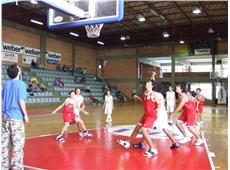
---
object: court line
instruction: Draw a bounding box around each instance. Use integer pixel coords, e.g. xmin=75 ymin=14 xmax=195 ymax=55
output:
xmin=24 ymin=165 xmax=46 ymax=170
xmin=26 ymin=127 xmax=105 ymax=140
xmin=202 ymin=133 xmax=215 ymax=170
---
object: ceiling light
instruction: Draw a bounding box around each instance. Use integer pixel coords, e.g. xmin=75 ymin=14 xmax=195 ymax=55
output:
xmin=192 ymin=7 xmax=201 ymax=14
xmin=179 ymin=40 xmax=184 ymax=44
xmin=30 ymin=0 xmax=38 ymax=4
xmin=70 ymin=32 xmax=79 ymax=37
xmin=137 ymin=14 xmax=145 ymax=22
xmin=217 ymin=37 xmax=222 ymax=41
xmin=208 ymin=27 xmax=215 ymax=33
xmin=97 ymin=41 xmax=104 ymax=45
xmin=120 ymin=36 xmax=126 ymax=41
xmin=30 ymin=19 xmax=43 ymax=25
xmin=54 ymin=16 xmax=63 ymax=23
xmin=150 ymin=9 xmax=159 ymax=16
xmin=162 ymin=31 xmax=170 ymax=38
xmin=160 ymin=15 xmax=165 ymax=20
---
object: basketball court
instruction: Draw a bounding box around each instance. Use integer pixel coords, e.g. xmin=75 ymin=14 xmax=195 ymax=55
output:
xmin=24 ymin=127 xmax=213 ymax=170
xmin=1 ymin=0 xmax=228 ymax=170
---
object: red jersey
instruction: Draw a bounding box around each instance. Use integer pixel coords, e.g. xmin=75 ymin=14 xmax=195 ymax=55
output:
xmin=63 ymin=103 xmax=75 ymax=123
xmin=182 ymin=98 xmax=196 ymax=114
xmin=195 ymin=95 xmax=204 ymax=106
xmin=195 ymin=95 xmax=204 ymax=114
xmin=143 ymin=92 xmax=157 ymax=117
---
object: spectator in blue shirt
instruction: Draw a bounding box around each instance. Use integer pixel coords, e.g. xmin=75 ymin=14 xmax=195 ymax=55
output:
xmin=2 ymin=64 xmax=29 ymax=170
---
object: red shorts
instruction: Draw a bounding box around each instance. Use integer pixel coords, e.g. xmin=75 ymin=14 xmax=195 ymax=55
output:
xmin=178 ymin=111 xmax=196 ymax=126
xmin=63 ymin=112 xmax=75 ymax=123
xmin=138 ymin=115 xmax=157 ymax=129
xmin=197 ymin=105 xmax=204 ymax=114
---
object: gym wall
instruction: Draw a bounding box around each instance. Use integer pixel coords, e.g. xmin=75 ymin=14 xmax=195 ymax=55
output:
xmin=46 ymin=37 xmax=72 ymax=69
xmin=75 ymin=46 xmax=97 ymax=75
xmin=2 ymin=24 xmax=97 ymax=72
xmin=97 ymin=48 xmax=137 ymax=96
xmin=2 ymin=25 xmax=40 ymax=67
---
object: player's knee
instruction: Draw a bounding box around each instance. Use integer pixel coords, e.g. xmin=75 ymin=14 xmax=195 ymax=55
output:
xmin=140 ymin=127 xmax=147 ymax=133
xmin=187 ymin=126 xmax=194 ymax=131
xmin=176 ymin=120 xmax=181 ymax=126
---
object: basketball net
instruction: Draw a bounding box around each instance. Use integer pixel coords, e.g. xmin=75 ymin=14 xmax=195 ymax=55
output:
xmin=85 ymin=24 xmax=103 ymax=38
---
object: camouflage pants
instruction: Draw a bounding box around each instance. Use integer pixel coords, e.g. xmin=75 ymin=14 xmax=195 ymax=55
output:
xmin=1 ymin=119 xmax=25 ymax=170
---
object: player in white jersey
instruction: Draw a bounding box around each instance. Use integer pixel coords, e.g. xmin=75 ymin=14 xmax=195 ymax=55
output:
xmin=74 ymin=88 xmax=93 ymax=137
xmin=103 ymin=90 xmax=114 ymax=122
xmin=166 ymin=86 xmax=176 ymax=125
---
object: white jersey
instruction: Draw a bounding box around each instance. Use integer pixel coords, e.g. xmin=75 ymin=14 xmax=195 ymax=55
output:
xmin=166 ymin=91 xmax=175 ymax=113
xmin=166 ymin=91 xmax=175 ymax=105
xmin=104 ymin=95 xmax=113 ymax=115
xmin=154 ymin=92 xmax=169 ymax=129
xmin=74 ymin=95 xmax=84 ymax=115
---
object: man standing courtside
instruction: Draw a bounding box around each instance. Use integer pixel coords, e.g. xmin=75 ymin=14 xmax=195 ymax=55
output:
xmin=1 ymin=64 xmax=29 ymax=170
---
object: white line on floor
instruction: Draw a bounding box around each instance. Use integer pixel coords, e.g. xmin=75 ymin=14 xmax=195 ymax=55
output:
xmin=202 ymin=133 xmax=215 ymax=170
xmin=24 ymin=165 xmax=46 ymax=170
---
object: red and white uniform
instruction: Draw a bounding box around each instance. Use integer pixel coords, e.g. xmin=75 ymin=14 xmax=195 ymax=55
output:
xmin=195 ymin=94 xmax=204 ymax=114
xmin=63 ymin=98 xmax=76 ymax=123
xmin=178 ymin=94 xmax=196 ymax=126
xmin=139 ymin=92 xmax=158 ymax=129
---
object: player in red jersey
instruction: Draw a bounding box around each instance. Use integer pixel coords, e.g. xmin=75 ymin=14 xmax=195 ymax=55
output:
xmin=172 ymin=85 xmax=203 ymax=146
xmin=117 ymin=81 xmax=160 ymax=157
xmin=195 ymin=88 xmax=205 ymax=124
xmin=132 ymin=91 xmax=180 ymax=149
xmin=51 ymin=90 xmax=90 ymax=143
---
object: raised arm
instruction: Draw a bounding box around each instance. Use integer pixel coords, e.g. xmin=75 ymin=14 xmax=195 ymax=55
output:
xmin=51 ymin=100 xmax=66 ymax=115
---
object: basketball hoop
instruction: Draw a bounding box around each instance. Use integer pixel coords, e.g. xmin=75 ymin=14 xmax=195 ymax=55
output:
xmin=85 ymin=24 xmax=103 ymax=38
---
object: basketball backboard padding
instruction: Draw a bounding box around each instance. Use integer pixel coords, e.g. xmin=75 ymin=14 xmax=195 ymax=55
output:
xmin=47 ymin=0 xmax=124 ymax=29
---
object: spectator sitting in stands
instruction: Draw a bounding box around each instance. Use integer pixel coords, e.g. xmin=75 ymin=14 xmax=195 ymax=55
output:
xmin=74 ymin=76 xmax=81 ymax=84
xmin=38 ymin=82 xmax=47 ymax=92
xmin=56 ymin=64 xmax=61 ymax=71
xmin=69 ymin=66 xmax=74 ymax=73
xmin=31 ymin=75 xmax=39 ymax=84
xmin=31 ymin=59 xmax=39 ymax=69
xmin=84 ymin=84 xmax=91 ymax=93
xmin=27 ymin=80 xmax=38 ymax=96
xmin=75 ymin=67 xmax=82 ymax=74
xmin=80 ymin=77 xmax=86 ymax=84
xmin=116 ymin=91 xmax=126 ymax=103
xmin=89 ymin=94 xmax=100 ymax=106
xmin=63 ymin=65 xmax=69 ymax=72
xmin=82 ymin=67 xmax=87 ymax=75
xmin=53 ymin=78 xmax=64 ymax=88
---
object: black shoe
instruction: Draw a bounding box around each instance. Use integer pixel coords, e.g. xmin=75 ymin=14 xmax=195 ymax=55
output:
xmin=56 ymin=134 xmax=63 ymax=140
xmin=132 ymin=143 xmax=145 ymax=149
xmin=168 ymin=123 xmax=173 ymax=126
xmin=170 ymin=143 xmax=180 ymax=149
xmin=144 ymin=148 xmax=158 ymax=157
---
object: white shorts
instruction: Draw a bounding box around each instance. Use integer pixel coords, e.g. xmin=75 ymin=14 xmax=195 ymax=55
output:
xmin=154 ymin=109 xmax=169 ymax=129
xmin=75 ymin=114 xmax=81 ymax=122
xmin=105 ymin=105 xmax=112 ymax=115
xmin=166 ymin=104 xmax=175 ymax=113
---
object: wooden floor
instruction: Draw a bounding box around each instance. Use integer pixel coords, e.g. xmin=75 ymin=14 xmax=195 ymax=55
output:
xmin=25 ymin=102 xmax=228 ymax=170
